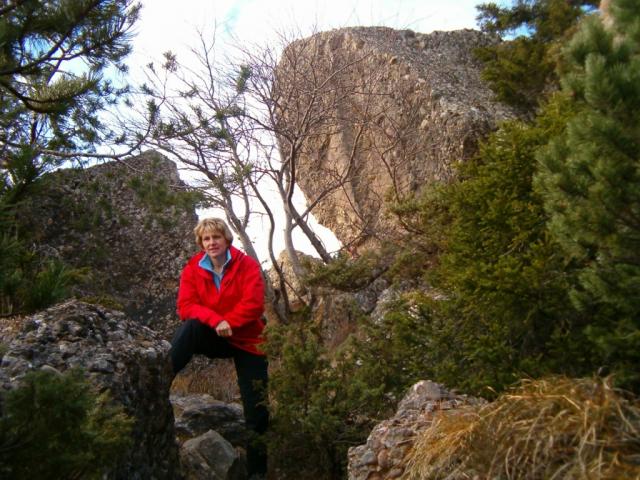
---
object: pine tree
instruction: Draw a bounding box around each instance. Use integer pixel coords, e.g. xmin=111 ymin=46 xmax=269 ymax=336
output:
xmin=0 ymin=369 xmax=132 ymax=479
xmin=0 ymin=1 xmax=140 ymax=315
xmin=535 ymin=0 xmax=640 ymax=389
xmin=412 ymin=99 xmax=589 ymax=394
xmin=475 ymin=0 xmax=598 ymax=115
xmin=0 ymin=0 xmax=140 ymax=204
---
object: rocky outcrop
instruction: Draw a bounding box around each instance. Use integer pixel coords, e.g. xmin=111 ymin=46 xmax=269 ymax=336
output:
xmin=347 ymin=380 xmax=484 ymax=480
xmin=277 ymin=27 xmax=516 ymax=249
xmin=180 ymin=430 xmax=245 ymax=480
xmin=18 ymin=151 xmax=198 ymax=338
xmin=0 ymin=300 xmax=180 ymax=479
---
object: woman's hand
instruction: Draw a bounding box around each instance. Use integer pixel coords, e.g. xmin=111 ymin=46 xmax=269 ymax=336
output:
xmin=215 ymin=320 xmax=233 ymax=337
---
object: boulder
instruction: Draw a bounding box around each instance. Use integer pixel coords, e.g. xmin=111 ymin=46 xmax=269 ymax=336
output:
xmin=17 ymin=151 xmax=198 ymax=339
xmin=180 ymin=430 xmax=245 ymax=480
xmin=0 ymin=300 xmax=180 ymax=479
xmin=277 ymin=27 xmax=516 ymax=249
xmin=172 ymin=393 xmax=249 ymax=447
xmin=347 ymin=380 xmax=484 ymax=480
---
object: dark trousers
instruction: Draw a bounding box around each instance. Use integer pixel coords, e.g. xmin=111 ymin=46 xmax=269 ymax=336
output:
xmin=171 ymin=319 xmax=269 ymax=476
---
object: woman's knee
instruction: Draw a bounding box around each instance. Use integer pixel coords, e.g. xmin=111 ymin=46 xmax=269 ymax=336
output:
xmin=176 ymin=318 xmax=208 ymax=336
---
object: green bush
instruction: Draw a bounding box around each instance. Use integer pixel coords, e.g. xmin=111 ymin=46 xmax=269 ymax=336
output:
xmin=21 ymin=260 xmax=87 ymax=312
xmin=265 ymin=309 xmax=397 ymax=479
xmin=535 ymin=0 xmax=640 ymax=390
xmin=303 ymin=250 xmax=382 ymax=292
xmin=265 ymin=293 xmax=455 ymax=478
xmin=475 ymin=0 xmax=597 ymax=115
xmin=387 ymin=183 xmax=453 ymax=282
xmin=0 ymin=369 xmax=133 ymax=480
xmin=385 ymin=98 xmax=599 ymax=396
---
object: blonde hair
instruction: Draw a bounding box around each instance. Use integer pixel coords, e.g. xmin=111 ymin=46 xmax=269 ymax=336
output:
xmin=193 ymin=217 xmax=234 ymax=249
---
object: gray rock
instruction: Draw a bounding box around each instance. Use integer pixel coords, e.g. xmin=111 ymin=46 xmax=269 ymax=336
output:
xmin=277 ymin=27 xmax=517 ymax=250
xmin=180 ymin=430 xmax=245 ymax=480
xmin=172 ymin=393 xmax=249 ymax=447
xmin=17 ymin=151 xmax=198 ymax=340
xmin=0 ymin=300 xmax=181 ymax=479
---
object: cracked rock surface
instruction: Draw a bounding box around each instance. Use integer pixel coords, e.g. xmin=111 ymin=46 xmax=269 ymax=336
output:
xmin=0 ymin=300 xmax=180 ymax=480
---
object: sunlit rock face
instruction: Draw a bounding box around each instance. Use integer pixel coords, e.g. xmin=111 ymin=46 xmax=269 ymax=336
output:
xmin=276 ymin=27 xmax=516 ymax=250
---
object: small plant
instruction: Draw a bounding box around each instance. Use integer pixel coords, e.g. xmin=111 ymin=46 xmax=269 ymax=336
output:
xmin=265 ymin=305 xmax=422 ymax=479
xmin=0 ymin=369 xmax=133 ymax=479
xmin=21 ymin=259 xmax=87 ymax=312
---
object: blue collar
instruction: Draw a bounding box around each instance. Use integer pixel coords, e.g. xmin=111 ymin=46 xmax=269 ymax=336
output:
xmin=199 ymin=248 xmax=232 ymax=272
xmin=199 ymin=249 xmax=232 ymax=290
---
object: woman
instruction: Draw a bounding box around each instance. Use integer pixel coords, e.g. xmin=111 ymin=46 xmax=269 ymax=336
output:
xmin=171 ymin=217 xmax=268 ymax=479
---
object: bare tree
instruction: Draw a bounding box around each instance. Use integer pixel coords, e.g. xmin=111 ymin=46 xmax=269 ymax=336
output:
xmin=138 ymin=34 xmax=293 ymax=318
xmin=237 ymin=29 xmax=402 ymax=272
xmin=140 ymin=28 xmax=399 ymax=318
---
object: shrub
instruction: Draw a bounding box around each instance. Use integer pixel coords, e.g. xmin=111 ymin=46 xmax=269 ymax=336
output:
xmin=394 ymin=99 xmax=594 ymax=396
xmin=265 ymin=310 xmax=395 ymax=479
xmin=535 ymin=0 xmax=640 ymax=391
xmin=303 ymin=250 xmax=382 ymax=292
xmin=21 ymin=259 xmax=87 ymax=312
xmin=0 ymin=369 xmax=133 ymax=480
xmin=475 ymin=0 xmax=597 ymax=115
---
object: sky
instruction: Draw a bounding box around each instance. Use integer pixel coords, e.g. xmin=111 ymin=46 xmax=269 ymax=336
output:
xmin=130 ymin=0 xmax=484 ymax=68
xmin=126 ymin=0 xmax=487 ymax=262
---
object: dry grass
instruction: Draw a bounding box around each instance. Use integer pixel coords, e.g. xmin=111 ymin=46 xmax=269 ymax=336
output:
xmin=170 ymin=357 xmax=241 ymax=403
xmin=404 ymin=376 xmax=640 ymax=480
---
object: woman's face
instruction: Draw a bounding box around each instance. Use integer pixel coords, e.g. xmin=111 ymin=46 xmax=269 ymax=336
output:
xmin=201 ymin=229 xmax=230 ymax=259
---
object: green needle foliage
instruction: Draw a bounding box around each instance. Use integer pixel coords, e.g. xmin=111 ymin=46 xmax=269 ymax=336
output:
xmin=0 ymin=1 xmax=140 ymax=315
xmin=381 ymin=1 xmax=640 ymax=396
xmin=475 ymin=0 xmax=598 ymax=115
xmin=386 ymin=97 xmax=594 ymax=396
xmin=535 ymin=0 xmax=640 ymax=390
xmin=0 ymin=369 xmax=133 ymax=480
xmin=0 ymin=0 xmax=140 ymax=193
xmin=266 ymin=307 xmax=406 ymax=479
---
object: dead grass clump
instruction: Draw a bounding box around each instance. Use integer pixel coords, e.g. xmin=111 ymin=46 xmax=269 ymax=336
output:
xmin=171 ymin=357 xmax=241 ymax=403
xmin=404 ymin=376 xmax=640 ymax=479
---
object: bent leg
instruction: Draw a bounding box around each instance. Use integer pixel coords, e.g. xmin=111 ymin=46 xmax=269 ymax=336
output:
xmin=170 ymin=319 xmax=232 ymax=374
xmin=234 ymin=351 xmax=269 ymax=476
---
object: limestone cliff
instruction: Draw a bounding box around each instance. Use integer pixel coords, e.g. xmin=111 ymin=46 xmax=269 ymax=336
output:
xmin=277 ymin=27 xmax=516 ymax=249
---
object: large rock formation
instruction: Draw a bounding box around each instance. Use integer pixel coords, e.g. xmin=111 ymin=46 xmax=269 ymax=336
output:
xmin=0 ymin=300 xmax=180 ymax=479
xmin=276 ymin=27 xmax=516 ymax=249
xmin=18 ymin=151 xmax=198 ymax=338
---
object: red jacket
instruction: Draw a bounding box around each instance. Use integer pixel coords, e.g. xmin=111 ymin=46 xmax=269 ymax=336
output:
xmin=177 ymin=246 xmax=266 ymax=355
